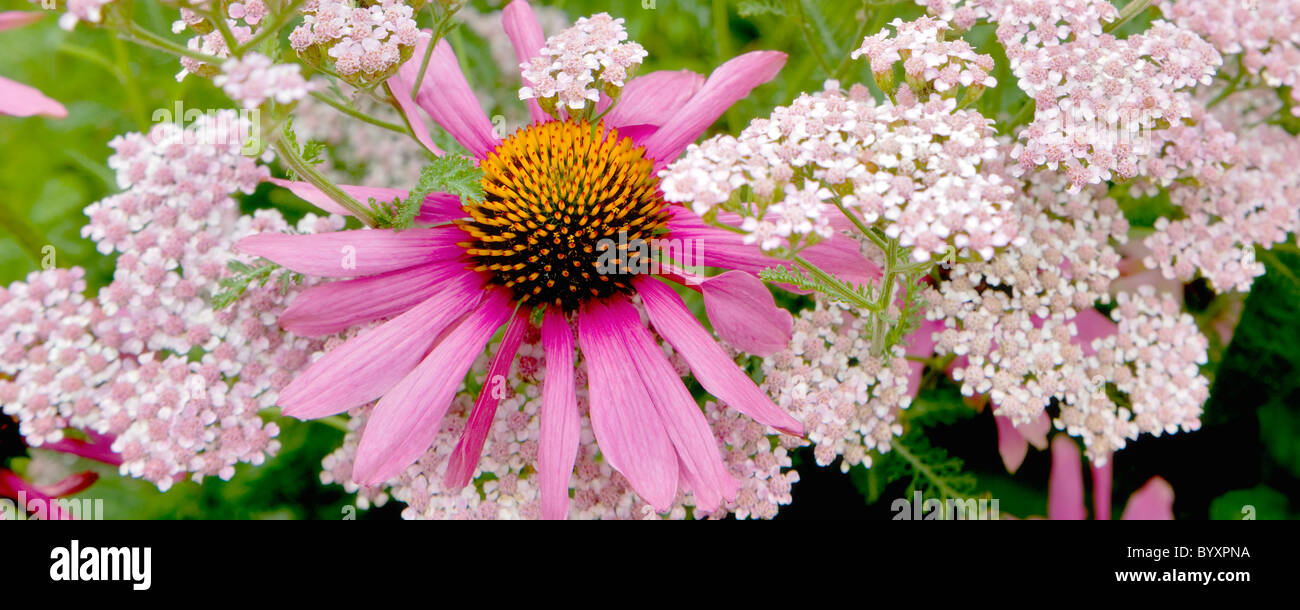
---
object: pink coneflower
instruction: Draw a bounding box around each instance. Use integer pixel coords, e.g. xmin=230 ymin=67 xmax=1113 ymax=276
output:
xmin=0 ymin=12 xmax=67 ymax=118
xmin=238 ymin=1 xmax=875 ymax=518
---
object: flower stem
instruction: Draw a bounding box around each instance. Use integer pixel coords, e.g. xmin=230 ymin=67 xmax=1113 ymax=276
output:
xmin=1103 ymin=0 xmax=1152 ymax=34
xmin=235 ymin=0 xmax=306 ymax=55
xmin=274 ymin=128 xmax=379 ymax=227
xmin=309 ymin=91 xmax=409 ymax=134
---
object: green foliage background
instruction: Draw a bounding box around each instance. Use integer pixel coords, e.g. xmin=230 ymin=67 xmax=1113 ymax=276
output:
xmin=0 ymin=0 xmax=1296 ymax=519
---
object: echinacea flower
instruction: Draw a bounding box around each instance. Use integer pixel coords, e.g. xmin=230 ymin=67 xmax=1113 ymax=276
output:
xmin=0 ymin=12 xmax=67 ymax=118
xmin=239 ymin=1 xmax=879 ymax=518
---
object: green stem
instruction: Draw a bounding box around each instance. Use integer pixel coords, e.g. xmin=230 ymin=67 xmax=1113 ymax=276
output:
xmin=309 ymin=91 xmax=409 ymax=134
xmin=793 ymin=254 xmax=878 ymax=310
xmin=1104 ymin=0 xmax=1151 ymax=34
xmin=274 ymin=131 xmax=379 ymax=227
xmin=789 ymin=0 xmax=834 ymax=76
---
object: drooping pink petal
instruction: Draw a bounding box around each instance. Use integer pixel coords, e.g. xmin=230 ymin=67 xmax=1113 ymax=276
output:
xmin=385 ymin=68 xmax=444 ymax=156
xmin=641 ymin=51 xmax=786 ymax=167
xmin=236 ymin=226 xmax=465 ymax=277
xmin=269 ymin=178 xmax=464 ymax=224
xmin=1092 ymin=455 xmax=1113 ymax=521
xmin=538 ymin=309 xmax=580 ymax=520
xmin=904 ymin=317 xmax=942 ymax=395
xmin=697 ymin=270 xmax=792 ymax=357
xmin=42 ymin=436 xmax=123 ymax=467
xmin=502 ymin=0 xmax=548 ymax=124
xmin=1073 ymin=307 xmax=1118 ymax=356
xmin=443 ymin=307 xmax=529 ymax=489
xmin=0 ymin=75 xmax=66 ymax=118
xmin=578 ymin=299 xmax=679 ymax=511
xmin=665 ymin=206 xmax=880 ymax=285
xmin=1121 ymin=477 xmax=1175 ymax=520
xmin=637 ymin=276 xmax=802 ymax=435
xmin=0 ymin=11 xmax=44 ymax=31
xmin=280 ymin=262 xmax=479 ymax=337
xmin=995 ymin=414 xmax=1029 ymax=475
xmin=1021 ymin=411 xmax=1050 ymax=450
xmin=616 ymin=298 xmax=737 ymax=513
xmin=1048 ymin=435 xmax=1087 ymax=520
xmin=277 ymin=274 xmax=485 ymax=419
xmin=397 ymin=37 xmax=499 ymax=158
xmin=605 ymin=69 xmax=706 ymax=131
xmin=353 ymin=290 xmax=514 ymax=485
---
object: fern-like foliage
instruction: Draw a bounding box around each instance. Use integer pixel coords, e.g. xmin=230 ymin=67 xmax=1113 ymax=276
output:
xmin=211 ymin=258 xmax=302 ymax=310
xmin=373 ymin=154 xmax=484 ymax=230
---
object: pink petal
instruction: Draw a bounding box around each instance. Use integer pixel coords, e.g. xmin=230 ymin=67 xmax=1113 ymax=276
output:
xmin=606 ymin=69 xmax=706 ymax=131
xmin=995 ymin=414 xmax=1029 ymax=475
xmin=280 ymin=262 xmax=478 ymax=337
xmin=1048 ymin=436 xmax=1087 ymax=520
xmin=538 ymin=309 xmax=580 ymax=520
xmin=637 ymin=276 xmax=802 ymax=435
xmin=386 ymin=66 xmax=444 ymax=156
xmin=269 ymin=178 xmax=464 ymax=224
xmin=578 ymin=299 xmax=679 ymax=511
xmin=1121 ymin=477 xmax=1175 ymax=520
xmin=0 ymin=11 xmax=44 ymax=31
xmin=443 ymin=307 xmax=529 ymax=489
xmin=502 ymin=0 xmax=548 ymax=124
xmin=353 ymin=290 xmax=514 ymax=485
xmin=617 ymin=298 xmax=737 ymax=513
xmin=1073 ymin=307 xmax=1118 ymax=356
xmin=236 ymin=226 xmax=465 ymax=277
xmin=904 ymin=318 xmax=942 ymax=395
xmin=41 ymin=436 xmax=123 ymax=467
xmin=397 ymin=37 xmax=499 ymax=158
xmin=698 ymin=270 xmax=792 ymax=357
xmin=277 ymin=274 xmax=485 ymax=419
xmin=1021 ymin=411 xmax=1050 ymax=450
xmin=641 ymin=51 xmax=786 ymax=167
xmin=0 ymin=75 xmax=66 ymax=118
xmin=1092 ymin=456 xmax=1113 ymax=521
xmin=666 ymin=206 xmax=879 ymax=284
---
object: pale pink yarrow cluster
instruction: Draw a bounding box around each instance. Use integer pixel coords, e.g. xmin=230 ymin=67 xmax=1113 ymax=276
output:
xmin=52 ymin=111 xmax=346 ymax=489
xmin=518 ymin=13 xmax=648 ymax=111
xmin=173 ymin=5 xmax=260 ymax=82
xmin=289 ymin=0 xmax=425 ymax=83
xmin=1142 ymin=92 xmax=1300 ymax=292
xmin=1055 ymin=286 xmax=1208 ymax=463
xmin=928 ymin=171 xmax=1128 ymax=426
xmin=851 ymin=16 xmax=997 ymax=95
xmin=216 ymin=53 xmax=316 ymax=109
xmin=320 ymin=318 xmax=800 ymax=520
xmin=762 ymin=299 xmax=920 ymax=471
xmin=0 ymin=268 xmax=118 ymax=446
xmin=1000 ymin=14 xmax=1221 ymax=189
xmin=661 ymin=81 xmax=1019 ymax=262
xmin=1161 ymin=0 xmax=1300 ymax=116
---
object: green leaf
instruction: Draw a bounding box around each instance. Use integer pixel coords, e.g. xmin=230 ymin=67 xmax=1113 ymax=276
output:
xmin=738 ymin=0 xmax=785 ymax=17
xmin=1210 ymin=486 xmax=1290 ymax=520
xmin=376 ymin=154 xmax=485 ymax=230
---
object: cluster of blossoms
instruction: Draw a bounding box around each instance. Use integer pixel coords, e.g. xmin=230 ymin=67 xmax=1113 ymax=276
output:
xmin=1140 ymin=92 xmax=1300 ymax=293
xmin=1161 ymin=0 xmax=1300 ymax=115
xmin=518 ymin=12 xmax=648 ymax=113
xmin=923 ymin=168 xmax=1208 ymax=463
xmin=4 ymin=112 xmax=347 ymax=490
xmin=171 ymin=1 xmax=264 ymax=81
xmin=215 ymin=52 xmax=316 ymax=109
xmin=851 ymin=16 xmax=997 ymax=98
xmin=661 ymin=79 xmax=1019 ymax=262
xmin=288 ymin=0 xmax=426 ymax=85
xmin=998 ymin=7 xmax=1220 ymax=189
xmin=762 ymin=299 xmax=932 ymax=470
xmin=319 ymin=317 xmax=801 ymax=519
